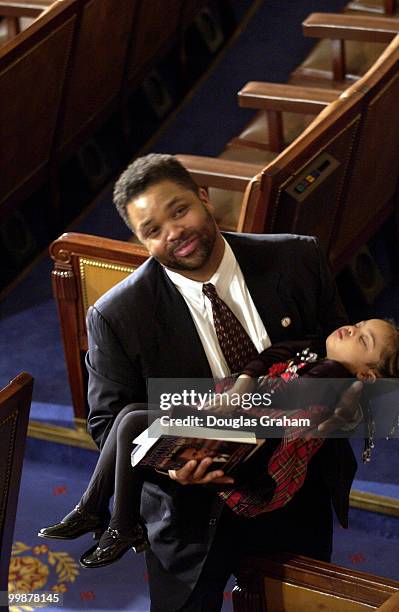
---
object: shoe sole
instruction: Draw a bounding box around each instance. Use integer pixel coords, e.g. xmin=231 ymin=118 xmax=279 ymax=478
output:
xmin=79 ymin=545 xmax=134 ymax=569
xmin=37 ymin=530 xmax=103 ymax=540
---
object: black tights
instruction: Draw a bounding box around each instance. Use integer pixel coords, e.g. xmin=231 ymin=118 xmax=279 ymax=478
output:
xmin=80 ymin=404 xmax=154 ymax=533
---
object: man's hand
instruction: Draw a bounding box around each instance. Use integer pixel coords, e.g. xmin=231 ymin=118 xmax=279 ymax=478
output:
xmin=317 ymin=380 xmax=364 ymax=434
xmin=202 ymin=375 xmax=256 ymax=414
xmin=168 ymin=458 xmax=234 ymax=485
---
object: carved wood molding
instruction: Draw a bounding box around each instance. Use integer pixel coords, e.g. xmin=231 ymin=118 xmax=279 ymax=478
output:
xmin=50 ymin=245 xmax=72 ymax=264
xmin=232 ymin=586 xmax=265 ymax=611
xmin=233 ymin=570 xmax=266 ymax=612
xmin=51 ymin=267 xmax=77 ymax=301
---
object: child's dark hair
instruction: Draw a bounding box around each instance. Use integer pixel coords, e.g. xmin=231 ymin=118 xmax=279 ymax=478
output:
xmin=374 ymin=319 xmax=399 ymax=377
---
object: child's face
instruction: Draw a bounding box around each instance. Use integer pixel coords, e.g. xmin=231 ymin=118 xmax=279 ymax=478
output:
xmin=326 ymin=319 xmax=392 ymax=378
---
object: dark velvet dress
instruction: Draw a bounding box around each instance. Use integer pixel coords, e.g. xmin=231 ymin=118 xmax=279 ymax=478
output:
xmin=217 ymin=341 xmax=352 ymax=518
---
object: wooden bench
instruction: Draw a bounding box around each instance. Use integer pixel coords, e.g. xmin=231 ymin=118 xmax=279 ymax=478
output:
xmin=0 ymin=0 xmax=53 ymax=43
xmin=233 ymin=553 xmax=399 ymax=611
xmin=50 ymin=233 xmax=148 ymax=428
xmin=0 ymin=0 xmax=212 ymax=228
xmin=229 ymin=14 xmax=399 ymax=153
xmin=54 ymin=0 xmax=139 ymax=160
xmin=327 ymin=32 xmax=399 ymax=270
xmin=346 ymin=0 xmax=399 ymax=18
xmin=53 ymin=0 xmax=213 ymax=162
xmin=182 ymin=19 xmax=399 ymax=271
xmin=125 ymin=0 xmax=209 ymax=91
xmin=291 ymin=13 xmax=399 ymax=88
xmin=0 ymin=373 xmax=33 ymax=601
xmin=0 ymin=0 xmax=78 ymax=222
xmin=178 ymin=77 xmax=364 ymax=262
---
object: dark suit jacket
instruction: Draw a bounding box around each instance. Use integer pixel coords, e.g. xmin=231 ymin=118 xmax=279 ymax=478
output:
xmin=86 ymin=233 xmax=356 ymax=609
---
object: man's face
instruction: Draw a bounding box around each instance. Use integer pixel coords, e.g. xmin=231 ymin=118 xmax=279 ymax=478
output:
xmin=127 ymin=180 xmax=221 ymax=276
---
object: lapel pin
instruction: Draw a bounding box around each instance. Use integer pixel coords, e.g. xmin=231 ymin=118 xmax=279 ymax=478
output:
xmin=281 ymin=316 xmax=291 ymax=328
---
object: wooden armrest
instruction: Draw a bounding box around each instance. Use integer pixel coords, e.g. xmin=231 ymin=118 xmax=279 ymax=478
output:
xmin=50 ymin=232 xmax=148 ymax=265
xmin=303 ymin=13 xmax=399 ymax=43
xmin=377 ymin=591 xmax=399 ymax=611
xmin=176 ymin=154 xmax=263 ymax=191
xmin=238 ymin=82 xmax=339 ymax=113
xmin=236 ymin=553 xmax=399 ymax=609
xmin=0 ymin=1 xmax=52 ymax=18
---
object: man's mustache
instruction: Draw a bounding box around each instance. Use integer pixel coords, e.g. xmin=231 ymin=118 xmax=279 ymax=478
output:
xmin=169 ymin=232 xmax=199 ymax=255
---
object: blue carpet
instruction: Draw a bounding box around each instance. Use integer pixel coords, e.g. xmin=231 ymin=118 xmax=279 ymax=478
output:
xmin=13 ymin=439 xmax=235 ymax=611
xmin=12 ymin=439 xmax=399 ymax=612
xmin=333 ymin=516 xmax=399 ymax=580
xmin=351 ymin=438 xmax=399 ymax=484
xmin=12 ymin=449 xmax=151 ymax=612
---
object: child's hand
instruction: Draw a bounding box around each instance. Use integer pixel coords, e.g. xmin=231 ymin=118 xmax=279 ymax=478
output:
xmin=316 ymin=380 xmax=364 ymax=435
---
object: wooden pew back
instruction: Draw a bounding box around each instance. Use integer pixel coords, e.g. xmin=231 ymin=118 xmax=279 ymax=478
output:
xmin=330 ymin=33 xmax=399 ymax=271
xmin=0 ymin=0 xmax=211 ymax=226
xmin=0 ymin=0 xmax=53 ymax=44
xmin=236 ymin=34 xmax=399 ymax=272
xmin=56 ymin=0 xmax=138 ymax=156
xmin=0 ymin=0 xmax=78 ymax=217
xmin=346 ymin=0 xmax=398 ymax=17
xmin=126 ymin=0 xmax=183 ymax=88
xmin=57 ymin=0 xmax=211 ymax=157
xmin=241 ymin=87 xmax=364 ymax=263
xmin=233 ymin=554 xmax=399 ymax=611
xmin=50 ymin=233 xmax=148 ymax=426
xmin=0 ymin=373 xmax=33 ymax=595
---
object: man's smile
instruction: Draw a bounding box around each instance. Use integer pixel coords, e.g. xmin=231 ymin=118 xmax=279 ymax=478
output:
xmin=173 ymin=236 xmax=200 ymax=257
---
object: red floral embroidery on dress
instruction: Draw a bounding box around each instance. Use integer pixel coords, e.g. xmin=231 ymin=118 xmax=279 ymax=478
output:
xmin=268 ymin=362 xmax=287 ymax=377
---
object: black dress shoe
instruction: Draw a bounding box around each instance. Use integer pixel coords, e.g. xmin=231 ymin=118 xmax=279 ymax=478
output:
xmin=80 ymin=524 xmax=149 ymax=568
xmin=38 ymin=506 xmax=109 ymax=541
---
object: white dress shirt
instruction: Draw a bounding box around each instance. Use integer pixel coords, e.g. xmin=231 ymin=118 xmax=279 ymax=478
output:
xmin=164 ymin=239 xmax=271 ymax=378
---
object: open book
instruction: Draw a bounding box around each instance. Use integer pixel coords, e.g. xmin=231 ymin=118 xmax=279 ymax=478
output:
xmin=131 ymin=418 xmax=264 ymax=476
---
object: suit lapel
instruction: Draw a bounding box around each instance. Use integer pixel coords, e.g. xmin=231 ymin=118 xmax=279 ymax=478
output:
xmin=151 ymin=269 xmax=212 ymax=379
xmin=226 ymin=234 xmax=304 ymax=342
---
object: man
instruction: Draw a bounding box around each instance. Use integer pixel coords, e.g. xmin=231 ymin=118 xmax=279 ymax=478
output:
xmin=86 ymin=154 xmax=358 ymax=611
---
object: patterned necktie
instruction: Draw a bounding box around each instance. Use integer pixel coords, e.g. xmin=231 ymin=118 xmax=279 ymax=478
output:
xmin=202 ymin=283 xmax=258 ymax=373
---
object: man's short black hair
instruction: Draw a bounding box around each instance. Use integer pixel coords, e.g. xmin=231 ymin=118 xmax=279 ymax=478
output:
xmin=113 ymin=154 xmax=199 ymax=230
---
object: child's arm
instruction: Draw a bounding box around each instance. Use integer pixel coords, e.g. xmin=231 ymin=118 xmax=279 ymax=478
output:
xmin=206 ymin=339 xmax=325 ymax=414
xmin=241 ymin=338 xmax=325 ymax=379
